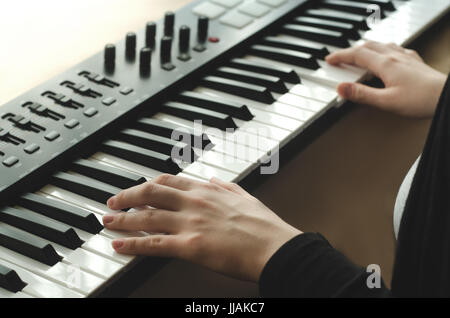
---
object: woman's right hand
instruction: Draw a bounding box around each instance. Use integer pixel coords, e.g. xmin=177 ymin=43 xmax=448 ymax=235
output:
xmin=326 ymin=41 xmax=447 ymax=118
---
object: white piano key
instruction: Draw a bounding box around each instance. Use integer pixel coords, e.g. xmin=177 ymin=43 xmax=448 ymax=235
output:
xmin=289 ymin=83 xmax=338 ymax=104
xmin=0 ymin=288 xmax=33 ymax=298
xmin=82 ymin=234 xmax=136 ymax=265
xmin=0 ymin=246 xmax=103 ymax=296
xmin=209 ymin=136 xmax=268 ymax=163
xmin=90 ymin=152 xmax=160 ymax=180
xmin=198 ymin=150 xmax=255 ymax=174
xmin=177 ymin=172 xmax=208 ymax=182
xmin=183 ymin=161 xmax=238 ymax=182
xmin=277 ymin=93 xmax=328 ymax=113
xmin=0 ymin=258 xmax=83 ymax=298
xmin=63 ymin=248 xmax=122 ymax=279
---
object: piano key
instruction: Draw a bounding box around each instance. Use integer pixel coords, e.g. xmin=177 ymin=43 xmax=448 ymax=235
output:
xmin=162 ymin=101 xmax=238 ymax=131
xmin=0 ymin=258 xmax=83 ymax=297
xmin=228 ymin=57 xmax=301 ymax=84
xmin=0 ymin=207 xmax=83 ymax=249
xmin=200 ymin=76 xmax=275 ymax=104
xmin=0 ymin=223 xmax=61 ymax=266
xmin=193 ymin=87 xmax=304 ymax=131
xmin=71 ymin=159 xmax=146 ymax=189
xmin=198 ymin=149 xmax=255 ymax=175
xmin=277 ymin=93 xmax=329 ymax=113
xmin=304 ymin=8 xmax=369 ymax=30
xmin=183 ymin=162 xmax=238 ymax=182
xmin=0 ymin=245 xmax=103 ymax=295
xmin=248 ymin=45 xmax=320 ymax=70
xmin=153 ymin=113 xmax=273 ymax=159
xmin=176 ymin=91 xmax=254 ymax=120
xmin=17 ymin=192 xmax=103 ymax=234
xmin=177 ymin=172 xmax=207 ymax=182
xmin=114 ymin=129 xmax=196 ymax=163
xmin=90 ymin=152 xmax=161 ymax=180
xmin=244 ymin=55 xmax=365 ymax=88
xmin=134 ymin=117 xmax=212 ymax=149
xmin=321 ymin=0 xmax=386 ymax=18
xmin=0 ymin=263 xmax=26 ymax=293
xmin=347 ymin=0 xmax=396 ymax=11
xmin=0 ymin=288 xmax=32 ymax=298
xmin=292 ymin=16 xmax=361 ymax=40
xmin=50 ymin=172 xmax=122 ymax=206
xmin=82 ymin=234 xmax=135 ymax=265
xmin=289 ymin=83 xmax=338 ymax=104
xmin=282 ymin=24 xmax=351 ymax=48
xmin=260 ymin=35 xmax=330 ymax=60
xmin=101 ymin=140 xmax=181 ymax=174
xmin=213 ymin=66 xmax=288 ymax=93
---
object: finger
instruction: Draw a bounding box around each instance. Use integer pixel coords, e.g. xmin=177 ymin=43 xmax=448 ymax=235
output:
xmin=210 ymin=177 xmax=253 ymax=199
xmin=103 ymin=209 xmax=183 ymax=233
xmin=152 ymin=173 xmax=203 ymax=191
xmin=107 ymin=181 xmax=187 ymax=211
xmin=337 ymin=82 xmax=390 ymax=107
xmin=112 ymin=235 xmax=182 ymax=257
xmin=325 ymin=46 xmax=385 ymax=77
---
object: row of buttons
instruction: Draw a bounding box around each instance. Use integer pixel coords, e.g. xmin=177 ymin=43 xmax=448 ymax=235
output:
xmin=193 ymin=0 xmax=287 ymax=28
xmin=2 ymin=142 xmax=40 ymax=167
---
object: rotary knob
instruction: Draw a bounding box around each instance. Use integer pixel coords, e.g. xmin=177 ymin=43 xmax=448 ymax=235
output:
xmin=104 ymin=44 xmax=116 ymax=71
xmin=140 ymin=47 xmax=152 ymax=76
xmin=125 ymin=32 xmax=137 ymax=59
xmin=145 ymin=22 xmax=156 ymax=48
xmin=178 ymin=25 xmax=191 ymax=61
xmin=160 ymin=36 xmax=175 ymax=71
xmin=194 ymin=16 xmax=209 ymax=52
xmin=164 ymin=11 xmax=175 ymax=37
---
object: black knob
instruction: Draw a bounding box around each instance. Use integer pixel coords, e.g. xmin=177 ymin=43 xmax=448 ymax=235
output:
xmin=194 ymin=16 xmax=209 ymax=52
xmin=178 ymin=25 xmax=191 ymax=61
xmin=145 ymin=22 xmax=156 ymax=48
xmin=125 ymin=32 xmax=136 ymax=59
xmin=164 ymin=11 xmax=175 ymax=37
xmin=140 ymin=47 xmax=152 ymax=76
xmin=104 ymin=44 xmax=116 ymax=70
xmin=160 ymin=36 xmax=175 ymax=71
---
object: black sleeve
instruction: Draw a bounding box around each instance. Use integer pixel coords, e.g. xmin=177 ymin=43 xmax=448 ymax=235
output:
xmin=259 ymin=233 xmax=391 ymax=297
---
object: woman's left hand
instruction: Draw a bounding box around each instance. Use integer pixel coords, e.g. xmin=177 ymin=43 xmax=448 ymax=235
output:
xmin=103 ymin=174 xmax=302 ymax=282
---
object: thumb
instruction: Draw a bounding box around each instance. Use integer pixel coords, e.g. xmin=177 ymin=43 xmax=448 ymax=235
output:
xmin=337 ymin=82 xmax=388 ymax=108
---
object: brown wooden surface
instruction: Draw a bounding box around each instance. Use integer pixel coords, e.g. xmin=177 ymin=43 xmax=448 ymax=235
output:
xmin=1 ymin=1 xmax=449 ymax=297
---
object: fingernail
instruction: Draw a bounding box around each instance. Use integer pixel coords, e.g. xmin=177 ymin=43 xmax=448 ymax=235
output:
xmin=107 ymin=196 xmax=116 ymax=208
xmin=103 ymin=214 xmax=114 ymax=224
xmin=112 ymin=239 xmax=124 ymax=250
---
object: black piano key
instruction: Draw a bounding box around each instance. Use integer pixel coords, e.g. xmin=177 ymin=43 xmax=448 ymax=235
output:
xmin=0 ymin=263 xmax=26 ymax=293
xmin=0 ymin=207 xmax=83 ymax=250
xmin=282 ymin=24 xmax=351 ymax=48
xmin=304 ymin=8 xmax=369 ymax=30
xmin=71 ymin=159 xmax=146 ymax=189
xmin=162 ymin=101 xmax=238 ymax=130
xmin=50 ymin=172 xmax=122 ymax=206
xmin=135 ymin=118 xmax=212 ymax=150
xmin=101 ymin=140 xmax=181 ymax=174
xmin=293 ymin=16 xmax=360 ymax=40
xmin=0 ymin=224 xmax=62 ymax=266
xmin=260 ymin=36 xmax=330 ymax=60
xmin=320 ymin=0 xmax=386 ymax=18
xmin=17 ymin=193 xmax=103 ymax=234
xmin=345 ymin=0 xmax=395 ymax=11
xmin=248 ymin=44 xmax=320 ymax=69
xmin=213 ymin=67 xmax=288 ymax=94
xmin=114 ymin=129 xmax=197 ymax=163
xmin=200 ymin=76 xmax=275 ymax=104
xmin=176 ymin=91 xmax=253 ymax=120
xmin=228 ymin=58 xmax=301 ymax=84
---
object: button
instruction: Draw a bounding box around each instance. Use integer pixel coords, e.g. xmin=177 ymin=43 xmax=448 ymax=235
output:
xmin=3 ymin=156 xmax=19 ymax=167
xmin=24 ymin=144 xmax=40 ymax=154
xmin=120 ymin=87 xmax=133 ymax=95
xmin=211 ymin=0 xmax=243 ymax=8
xmin=208 ymin=36 xmax=220 ymax=43
xmin=102 ymin=97 xmax=116 ymax=106
xmin=220 ymin=12 xmax=253 ymax=29
xmin=256 ymin=0 xmax=286 ymax=7
xmin=238 ymin=2 xmax=271 ymax=17
xmin=84 ymin=107 xmax=98 ymax=117
xmin=193 ymin=2 xmax=226 ymax=19
xmin=45 ymin=131 xmax=60 ymax=141
xmin=65 ymin=119 xmax=80 ymax=129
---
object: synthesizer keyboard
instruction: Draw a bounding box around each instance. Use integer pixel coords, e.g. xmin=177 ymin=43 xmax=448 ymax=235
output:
xmin=0 ymin=0 xmax=449 ymax=298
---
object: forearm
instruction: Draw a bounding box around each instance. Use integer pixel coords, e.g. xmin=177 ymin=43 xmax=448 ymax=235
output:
xmin=259 ymin=233 xmax=391 ymax=298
